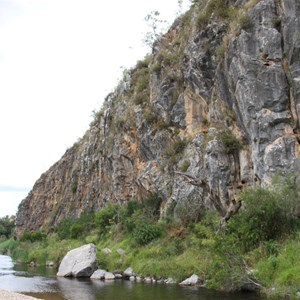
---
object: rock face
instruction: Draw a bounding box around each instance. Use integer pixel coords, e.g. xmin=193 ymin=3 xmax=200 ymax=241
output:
xmin=57 ymin=244 xmax=97 ymax=277
xmin=16 ymin=0 xmax=300 ymax=235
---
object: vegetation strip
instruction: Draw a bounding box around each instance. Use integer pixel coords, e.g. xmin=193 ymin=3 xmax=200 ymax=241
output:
xmin=1 ymin=176 xmax=300 ymax=298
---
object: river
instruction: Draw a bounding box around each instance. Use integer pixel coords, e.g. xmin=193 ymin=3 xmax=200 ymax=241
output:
xmin=0 ymin=254 xmax=268 ymax=300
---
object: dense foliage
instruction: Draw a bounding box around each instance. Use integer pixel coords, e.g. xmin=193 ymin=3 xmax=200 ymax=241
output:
xmin=0 ymin=215 xmax=15 ymax=240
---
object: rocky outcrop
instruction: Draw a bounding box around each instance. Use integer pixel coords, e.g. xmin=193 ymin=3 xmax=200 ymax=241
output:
xmin=16 ymin=0 xmax=300 ymax=235
xmin=57 ymin=244 xmax=97 ymax=277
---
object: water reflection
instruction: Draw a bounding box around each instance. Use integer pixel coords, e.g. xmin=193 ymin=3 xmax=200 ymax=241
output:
xmin=0 ymin=255 xmax=14 ymax=275
xmin=57 ymin=278 xmax=265 ymax=300
xmin=58 ymin=277 xmax=98 ymax=300
xmin=0 ymin=255 xmax=267 ymax=300
xmin=0 ymin=255 xmax=57 ymax=294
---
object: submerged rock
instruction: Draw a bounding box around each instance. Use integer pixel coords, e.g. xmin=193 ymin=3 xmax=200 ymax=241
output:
xmin=57 ymin=244 xmax=97 ymax=277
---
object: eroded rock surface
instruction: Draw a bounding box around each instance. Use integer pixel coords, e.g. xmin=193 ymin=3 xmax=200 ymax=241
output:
xmin=57 ymin=244 xmax=97 ymax=277
xmin=16 ymin=0 xmax=300 ymax=235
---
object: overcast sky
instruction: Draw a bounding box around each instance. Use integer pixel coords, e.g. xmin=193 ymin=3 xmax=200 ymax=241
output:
xmin=0 ymin=0 xmax=191 ymax=217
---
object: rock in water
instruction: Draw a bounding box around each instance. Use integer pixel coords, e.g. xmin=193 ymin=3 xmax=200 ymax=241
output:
xmin=123 ymin=267 xmax=134 ymax=278
xmin=57 ymin=243 xmax=97 ymax=277
xmin=104 ymin=272 xmax=115 ymax=280
xmin=179 ymin=274 xmax=199 ymax=286
xmin=90 ymin=269 xmax=107 ymax=280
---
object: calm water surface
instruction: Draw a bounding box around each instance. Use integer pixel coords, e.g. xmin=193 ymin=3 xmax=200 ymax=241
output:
xmin=0 ymin=254 xmax=268 ymax=300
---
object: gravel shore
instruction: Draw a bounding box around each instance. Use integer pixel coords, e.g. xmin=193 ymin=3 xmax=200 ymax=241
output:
xmin=0 ymin=289 xmax=40 ymax=300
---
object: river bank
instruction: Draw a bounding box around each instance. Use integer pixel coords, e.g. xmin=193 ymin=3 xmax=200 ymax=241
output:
xmin=2 ymin=182 xmax=300 ymax=299
xmin=0 ymin=254 xmax=266 ymax=300
xmin=0 ymin=289 xmax=39 ymax=300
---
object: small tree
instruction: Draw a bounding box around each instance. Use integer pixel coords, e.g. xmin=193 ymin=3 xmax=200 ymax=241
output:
xmin=227 ymin=181 xmax=300 ymax=251
xmin=143 ymin=11 xmax=168 ymax=48
xmin=175 ymin=196 xmax=203 ymax=226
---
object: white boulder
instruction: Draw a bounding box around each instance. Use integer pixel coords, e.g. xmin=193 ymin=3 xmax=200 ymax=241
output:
xmin=179 ymin=274 xmax=199 ymax=286
xmin=57 ymin=243 xmax=97 ymax=277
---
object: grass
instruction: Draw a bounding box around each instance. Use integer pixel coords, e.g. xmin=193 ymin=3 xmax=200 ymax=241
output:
xmin=1 ymin=178 xmax=300 ymax=297
xmin=195 ymin=0 xmax=239 ymax=29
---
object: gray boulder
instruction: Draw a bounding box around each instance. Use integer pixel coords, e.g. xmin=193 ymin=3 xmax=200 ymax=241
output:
xmin=104 ymin=272 xmax=115 ymax=280
xmin=144 ymin=277 xmax=152 ymax=283
xmin=165 ymin=278 xmax=176 ymax=284
xmin=90 ymin=269 xmax=106 ymax=280
xmin=116 ymin=248 xmax=125 ymax=255
xmin=123 ymin=267 xmax=134 ymax=277
xmin=57 ymin=243 xmax=97 ymax=277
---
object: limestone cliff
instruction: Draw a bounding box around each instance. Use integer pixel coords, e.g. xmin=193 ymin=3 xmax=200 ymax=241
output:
xmin=16 ymin=0 xmax=300 ymax=236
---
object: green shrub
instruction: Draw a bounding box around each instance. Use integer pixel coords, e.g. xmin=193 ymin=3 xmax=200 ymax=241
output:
xmin=173 ymin=138 xmax=187 ymax=154
xmin=56 ymin=218 xmax=73 ymax=240
xmin=220 ymin=132 xmax=243 ymax=154
xmin=164 ymin=53 xmax=178 ymax=66
xmin=134 ymin=90 xmax=148 ymax=105
xmin=216 ymin=45 xmax=226 ymax=62
xmin=157 ymin=119 xmax=170 ymax=130
xmin=20 ymin=231 xmax=46 ymax=243
xmin=136 ymin=55 xmax=152 ymax=69
xmin=175 ymin=197 xmax=203 ymax=226
xmin=166 ymin=138 xmax=188 ymax=158
xmin=151 ymin=63 xmax=162 ymax=73
xmin=135 ymin=72 xmax=149 ymax=93
xmin=141 ymin=193 xmax=162 ymax=218
xmin=239 ymin=14 xmax=252 ymax=30
xmin=71 ymin=182 xmax=77 ymax=194
xmin=165 ymin=236 xmax=185 ymax=256
xmin=95 ymin=205 xmax=121 ymax=233
xmin=273 ymin=17 xmax=281 ymax=30
xmin=196 ymin=11 xmax=210 ymax=29
xmin=0 ymin=238 xmax=19 ymax=255
xmin=227 ymin=185 xmax=300 ymax=251
xmin=133 ymin=222 xmax=162 ymax=245
xmin=70 ymin=223 xmax=84 ymax=239
xmin=196 ymin=0 xmax=236 ymax=29
xmin=179 ymin=160 xmax=190 ymax=172
xmin=125 ymin=200 xmax=141 ymax=218
xmin=144 ymin=111 xmax=158 ymax=124
xmin=207 ymin=0 xmax=230 ymax=19
xmin=165 ymin=138 xmax=189 ymax=169
xmin=0 ymin=216 xmax=15 ymax=239
xmin=255 ymin=239 xmax=300 ymax=290
xmin=56 ymin=211 xmax=96 ymax=240
xmin=131 ymin=64 xmax=149 ymax=92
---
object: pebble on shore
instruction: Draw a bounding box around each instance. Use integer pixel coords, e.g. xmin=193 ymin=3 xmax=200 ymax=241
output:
xmin=0 ymin=289 xmax=40 ymax=300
